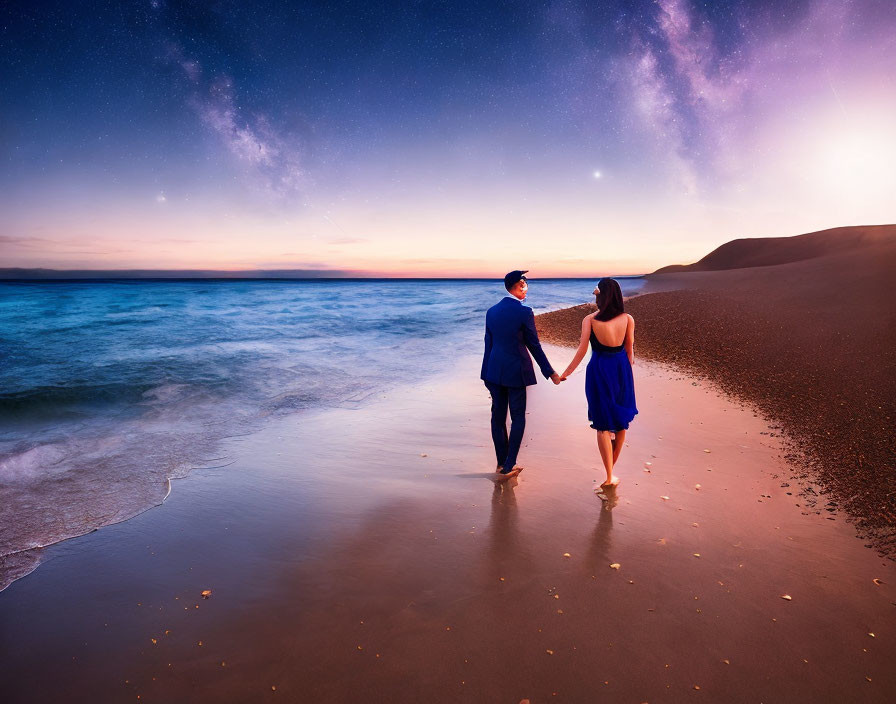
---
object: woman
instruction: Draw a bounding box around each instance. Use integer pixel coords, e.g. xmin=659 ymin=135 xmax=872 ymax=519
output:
xmin=560 ymin=278 xmax=638 ymax=488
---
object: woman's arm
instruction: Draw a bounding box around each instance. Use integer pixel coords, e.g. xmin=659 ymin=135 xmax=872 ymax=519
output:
xmin=561 ymin=316 xmax=592 ymax=379
xmin=625 ymin=314 xmax=635 ymax=365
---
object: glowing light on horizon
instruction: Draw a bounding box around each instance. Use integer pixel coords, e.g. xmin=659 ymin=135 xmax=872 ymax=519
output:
xmin=816 ymin=128 xmax=895 ymax=198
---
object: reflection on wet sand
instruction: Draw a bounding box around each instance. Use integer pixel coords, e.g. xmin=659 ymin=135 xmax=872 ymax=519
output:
xmin=481 ymin=479 xmax=520 ymax=587
xmin=586 ymin=485 xmax=616 ymax=572
xmin=594 ymin=483 xmax=620 ymax=510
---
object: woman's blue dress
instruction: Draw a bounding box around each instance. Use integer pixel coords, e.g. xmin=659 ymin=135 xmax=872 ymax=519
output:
xmin=584 ymin=329 xmax=638 ymax=431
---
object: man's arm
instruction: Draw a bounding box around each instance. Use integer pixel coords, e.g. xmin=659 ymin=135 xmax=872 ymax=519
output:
xmin=480 ymin=322 xmax=493 ymax=379
xmin=522 ymin=308 xmax=559 ymax=382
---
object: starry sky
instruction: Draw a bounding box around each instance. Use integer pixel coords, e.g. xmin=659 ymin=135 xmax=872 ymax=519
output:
xmin=2 ymin=0 xmax=895 ymax=275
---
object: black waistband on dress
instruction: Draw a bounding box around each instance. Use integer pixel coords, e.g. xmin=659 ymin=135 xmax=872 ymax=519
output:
xmin=590 ymin=332 xmax=624 ymax=353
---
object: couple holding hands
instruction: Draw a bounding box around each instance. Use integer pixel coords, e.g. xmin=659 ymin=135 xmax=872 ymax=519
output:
xmin=481 ymin=270 xmax=638 ymax=489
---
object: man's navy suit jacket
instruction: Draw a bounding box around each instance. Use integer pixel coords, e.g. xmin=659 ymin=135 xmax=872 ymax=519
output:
xmin=480 ymin=297 xmax=554 ymax=388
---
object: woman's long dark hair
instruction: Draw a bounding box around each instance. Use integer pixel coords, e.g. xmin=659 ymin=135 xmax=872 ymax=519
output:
xmin=594 ymin=277 xmax=624 ymax=321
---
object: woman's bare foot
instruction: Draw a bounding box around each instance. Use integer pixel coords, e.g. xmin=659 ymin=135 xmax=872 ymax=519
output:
xmin=600 ymin=476 xmax=620 ymax=488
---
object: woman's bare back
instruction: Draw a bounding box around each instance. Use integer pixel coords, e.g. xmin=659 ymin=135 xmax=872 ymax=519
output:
xmin=591 ymin=313 xmax=632 ymax=347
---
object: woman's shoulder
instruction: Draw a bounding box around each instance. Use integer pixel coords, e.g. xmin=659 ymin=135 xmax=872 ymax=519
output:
xmin=582 ymin=312 xmax=597 ymax=324
xmin=604 ymin=312 xmax=630 ymax=323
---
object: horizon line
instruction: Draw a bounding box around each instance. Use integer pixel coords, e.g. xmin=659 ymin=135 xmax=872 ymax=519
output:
xmin=0 ymin=274 xmax=649 ymax=282
xmin=0 ymin=268 xmax=650 ymax=281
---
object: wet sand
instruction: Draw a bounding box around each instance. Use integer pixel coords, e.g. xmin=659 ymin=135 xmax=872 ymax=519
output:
xmin=1 ymin=347 xmax=894 ymax=702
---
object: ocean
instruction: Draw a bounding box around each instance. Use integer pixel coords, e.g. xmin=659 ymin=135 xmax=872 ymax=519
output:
xmin=0 ymin=277 xmax=644 ymax=589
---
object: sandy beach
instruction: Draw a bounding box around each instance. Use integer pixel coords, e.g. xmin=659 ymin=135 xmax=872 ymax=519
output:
xmin=539 ymin=227 xmax=896 ymax=557
xmin=2 ymin=346 xmax=894 ymax=702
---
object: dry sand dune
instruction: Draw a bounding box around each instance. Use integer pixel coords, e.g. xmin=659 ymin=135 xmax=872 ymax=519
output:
xmin=538 ymin=228 xmax=896 ymax=556
xmin=654 ymin=224 xmax=896 ymax=273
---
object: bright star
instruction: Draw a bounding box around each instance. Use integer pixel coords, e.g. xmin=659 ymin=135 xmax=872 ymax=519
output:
xmin=592 ymin=170 xmax=602 ymax=179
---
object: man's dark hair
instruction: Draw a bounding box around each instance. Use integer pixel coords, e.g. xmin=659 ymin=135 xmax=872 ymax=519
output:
xmin=503 ymin=270 xmax=528 ymax=292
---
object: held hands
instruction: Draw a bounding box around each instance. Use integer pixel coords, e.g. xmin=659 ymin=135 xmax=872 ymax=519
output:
xmin=550 ymin=372 xmax=565 ymax=385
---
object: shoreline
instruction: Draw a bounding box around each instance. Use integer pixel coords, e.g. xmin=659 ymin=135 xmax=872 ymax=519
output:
xmin=1 ymin=350 xmax=894 ymax=701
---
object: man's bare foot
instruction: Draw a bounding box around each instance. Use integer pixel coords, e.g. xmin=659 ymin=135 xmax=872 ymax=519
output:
xmin=498 ymin=465 xmax=523 ymax=474
xmin=495 ymin=468 xmax=520 ymax=482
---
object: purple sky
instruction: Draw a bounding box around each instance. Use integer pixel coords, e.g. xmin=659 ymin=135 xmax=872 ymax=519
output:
xmin=2 ymin=0 xmax=894 ymax=274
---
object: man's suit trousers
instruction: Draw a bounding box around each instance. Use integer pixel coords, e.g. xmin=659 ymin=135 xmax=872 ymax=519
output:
xmin=484 ymin=381 xmax=527 ymax=474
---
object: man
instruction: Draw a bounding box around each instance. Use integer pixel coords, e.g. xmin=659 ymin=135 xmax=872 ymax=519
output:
xmin=481 ymin=270 xmax=562 ymax=480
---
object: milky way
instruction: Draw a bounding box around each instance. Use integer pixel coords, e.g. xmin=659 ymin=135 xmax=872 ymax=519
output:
xmin=1 ymin=0 xmax=894 ymax=274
